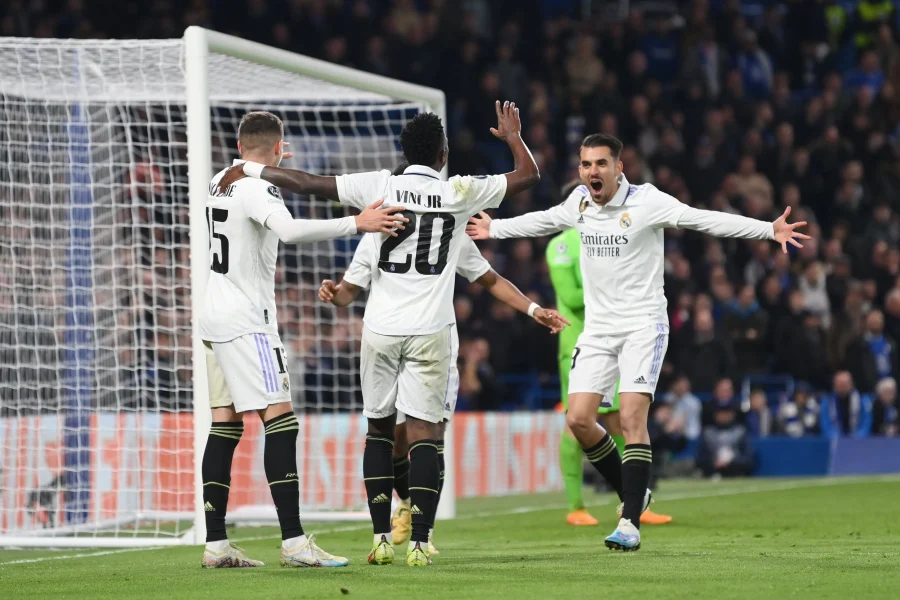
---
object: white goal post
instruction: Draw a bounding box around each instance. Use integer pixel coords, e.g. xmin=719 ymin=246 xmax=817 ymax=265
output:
xmin=0 ymin=26 xmax=453 ymax=548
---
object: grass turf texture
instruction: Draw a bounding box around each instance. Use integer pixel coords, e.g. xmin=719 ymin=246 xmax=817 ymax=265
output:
xmin=1 ymin=476 xmax=898 ymax=599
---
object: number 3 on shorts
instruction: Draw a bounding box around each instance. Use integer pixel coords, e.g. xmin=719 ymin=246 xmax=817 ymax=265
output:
xmin=571 ymin=347 xmax=581 ymax=370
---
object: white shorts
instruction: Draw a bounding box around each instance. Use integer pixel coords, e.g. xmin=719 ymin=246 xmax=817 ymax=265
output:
xmin=360 ymin=324 xmax=453 ymax=424
xmin=205 ymin=333 xmax=291 ymax=413
xmin=397 ymin=326 xmax=460 ymax=424
xmin=568 ymin=324 xmax=669 ymax=400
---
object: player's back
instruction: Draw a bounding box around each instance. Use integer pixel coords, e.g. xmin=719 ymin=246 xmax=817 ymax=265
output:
xmin=335 ymin=164 xmax=507 ymax=336
xmin=200 ymin=162 xmax=291 ymax=343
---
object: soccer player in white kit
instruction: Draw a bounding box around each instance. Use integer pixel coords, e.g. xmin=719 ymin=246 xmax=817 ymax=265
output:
xmin=200 ymin=111 xmax=407 ymax=569
xmin=318 ymin=231 xmax=569 ymax=556
xmin=467 ymin=133 xmax=809 ymax=551
xmin=216 ymin=101 xmax=540 ymax=566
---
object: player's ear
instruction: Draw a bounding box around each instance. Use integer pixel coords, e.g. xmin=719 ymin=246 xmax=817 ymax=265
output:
xmin=237 ymin=140 xmax=243 ymax=155
xmin=616 ymin=160 xmax=624 ymax=176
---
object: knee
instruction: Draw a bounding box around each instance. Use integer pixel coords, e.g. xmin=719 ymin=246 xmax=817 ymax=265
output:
xmin=367 ymin=415 xmax=396 ymax=438
xmin=566 ymin=411 xmax=592 ymax=437
xmin=619 ymin=412 xmax=647 ymax=440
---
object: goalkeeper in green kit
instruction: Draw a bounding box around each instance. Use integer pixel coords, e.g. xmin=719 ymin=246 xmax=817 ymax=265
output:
xmin=547 ymin=192 xmax=672 ymax=526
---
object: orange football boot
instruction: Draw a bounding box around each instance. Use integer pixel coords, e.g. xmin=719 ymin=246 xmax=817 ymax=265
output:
xmin=566 ymin=509 xmax=599 ymax=526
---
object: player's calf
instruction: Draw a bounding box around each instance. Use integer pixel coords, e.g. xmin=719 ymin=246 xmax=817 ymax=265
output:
xmin=202 ymin=419 xmax=243 ymax=550
xmin=365 ymin=417 xmax=397 ymax=560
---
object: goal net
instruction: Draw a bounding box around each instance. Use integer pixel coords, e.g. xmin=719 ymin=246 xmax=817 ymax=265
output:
xmin=0 ymin=28 xmax=447 ymax=547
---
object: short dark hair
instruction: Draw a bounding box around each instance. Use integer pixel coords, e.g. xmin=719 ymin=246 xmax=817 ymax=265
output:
xmin=581 ymin=133 xmax=624 ymax=160
xmin=392 ymin=162 xmax=410 ymax=176
xmin=399 ymin=112 xmax=445 ymax=166
xmin=238 ymin=111 xmax=284 ymax=153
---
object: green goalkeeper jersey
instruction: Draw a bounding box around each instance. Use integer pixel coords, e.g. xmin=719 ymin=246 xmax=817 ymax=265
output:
xmin=546 ymin=228 xmax=584 ymax=358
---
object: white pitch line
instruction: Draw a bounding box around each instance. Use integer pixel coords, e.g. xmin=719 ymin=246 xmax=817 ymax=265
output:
xmin=2 ymin=475 xmax=898 ymax=567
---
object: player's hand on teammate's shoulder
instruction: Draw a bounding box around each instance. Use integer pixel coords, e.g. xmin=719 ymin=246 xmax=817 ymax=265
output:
xmin=355 ymin=198 xmax=409 ymax=236
xmin=772 ymin=206 xmax=811 ymax=254
xmin=318 ymin=279 xmax=338 ymax=303
xmin=490 ymin=100 xmax=521 ymax=142
xmin=217 ymin=164 xmax=246 ymax=193
xmin=533 ymin=308 xmax=570 ymax=334
xmin=466 ymin=211 xmax=491 ymax=240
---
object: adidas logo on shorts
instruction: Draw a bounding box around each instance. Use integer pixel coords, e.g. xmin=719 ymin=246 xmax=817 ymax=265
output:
xmin=370 ymin=493 xmax=391 ymax=504
xmin=633 ymin=375 xmax=647 ymax=384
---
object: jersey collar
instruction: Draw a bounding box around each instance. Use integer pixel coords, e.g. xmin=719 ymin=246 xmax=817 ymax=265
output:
xmin=402 ymin=165 xmax=441 ymax=180
xmin=607 ymin=174 xmax=631 ymax=207
xmin=232 ymin=159 xmax=246 ymax=166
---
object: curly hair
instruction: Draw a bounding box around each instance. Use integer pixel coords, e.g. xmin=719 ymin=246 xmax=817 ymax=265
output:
xmin=399 ymin=112 xmax=445 ymax=167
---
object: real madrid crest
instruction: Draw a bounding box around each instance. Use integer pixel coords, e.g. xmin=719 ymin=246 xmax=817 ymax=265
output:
xmin=579 ymin=198 xmax=589 ymax=213
xmin=619 ymin=212 xmax=632 ymax=229
xmin=282 ymin=377 xmax=290 ymax=392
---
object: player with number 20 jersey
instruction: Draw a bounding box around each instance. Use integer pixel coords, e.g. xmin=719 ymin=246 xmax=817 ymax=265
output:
xmin=223 ymin=102 xmax=540 ymax=567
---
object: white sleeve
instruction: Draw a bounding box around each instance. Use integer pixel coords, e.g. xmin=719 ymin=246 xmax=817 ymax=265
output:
xmin=648 ymin=189 xmax=774 ymax=240
xmin=243 ymin=182 xmax=291 ymax=226
xmin=456 ymin=237 xmax=492 ymax=282
xmin=334 ymin=169 xmax=392 ymax=210
xmin=451 ymin=174 xmax=508 ymax=212
xmin=264 ymin=211 xmax=357 ymax=244
xmin=342 ymin=235 xmax=375 ymax=288
xmin=489 ymin=202 xmax=575 ymax=240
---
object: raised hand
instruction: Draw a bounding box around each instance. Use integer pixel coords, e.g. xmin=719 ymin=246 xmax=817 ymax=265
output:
xmin=216 ymin=164 xmax=246 ymax=194
xmin=466 ymin=211 xmax=492 ymax=240
xmin=318 ymin=279 xmax=338 ymax=303
xmin=490 ymin=100 xmax=522 ymax=142
xmin=773 ymin=206 xmax=811 ymax=254
xmin=355 ymin=199 xmax=409 ymax=236
xmin=533 ymin=308 xmax=571 ymax=334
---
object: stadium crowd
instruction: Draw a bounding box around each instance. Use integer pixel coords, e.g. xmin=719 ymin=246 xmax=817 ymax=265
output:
xmin=3 ymin=0 xmax=900 ymax=441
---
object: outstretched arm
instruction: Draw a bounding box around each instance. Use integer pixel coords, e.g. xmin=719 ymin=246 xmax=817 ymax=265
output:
xmin=675 ymin=205 xmax=809 ymax=254
xmin=475 ymin=269 xmax=570 ymax=333
xmin=466 ymin=204 xmax=572 ymax=240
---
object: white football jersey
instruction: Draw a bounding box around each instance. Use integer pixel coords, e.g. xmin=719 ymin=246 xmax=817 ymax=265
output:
xmin=343 ymin=233 xmax=492 ymax=291
xmin=200 ymin=160 xmax=291 ymax=342
xmin=489 ymin=175 xmax=773 ymax=336
xmin=335 ymin=165 xmax=506 ymax=335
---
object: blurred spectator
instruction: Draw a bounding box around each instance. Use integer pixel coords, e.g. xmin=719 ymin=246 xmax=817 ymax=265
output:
xmin=871 ymin=376 xmax=899 ymax=435
xmin=665 ymin=374 xmax=703 ymax=441
xmin=745 ymin=388 xmax=773 ymax=437
xmin=777 ymin=383 xmax=821 ymax=436
xmin=735 ymin=31 xmax=774 ymax=100
xmin=820 ymin=370 xmax=873 ymax=438
xmin=775 ymin=289 xmax=830 ymax=388
xmin=703 ymin=377 xmax=740 ymax=427
xmin=647 ymin=400 xmax=688 ymax=489
xmin=845 ymin=308 xmax=900 ymax=393
xmin=457 ymin=338 xmax=501 ymax=411
xmin=696 ymin=400 xmax=756 ymax=478
xmin=674 ymin=309 xmax=734 ymax=393
xmin=723 ymin=284 xmax=769 ymax=374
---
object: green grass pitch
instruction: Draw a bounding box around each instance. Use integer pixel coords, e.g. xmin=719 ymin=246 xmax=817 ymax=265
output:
xmin=1 ymin=476 xmax=898 ymax=599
